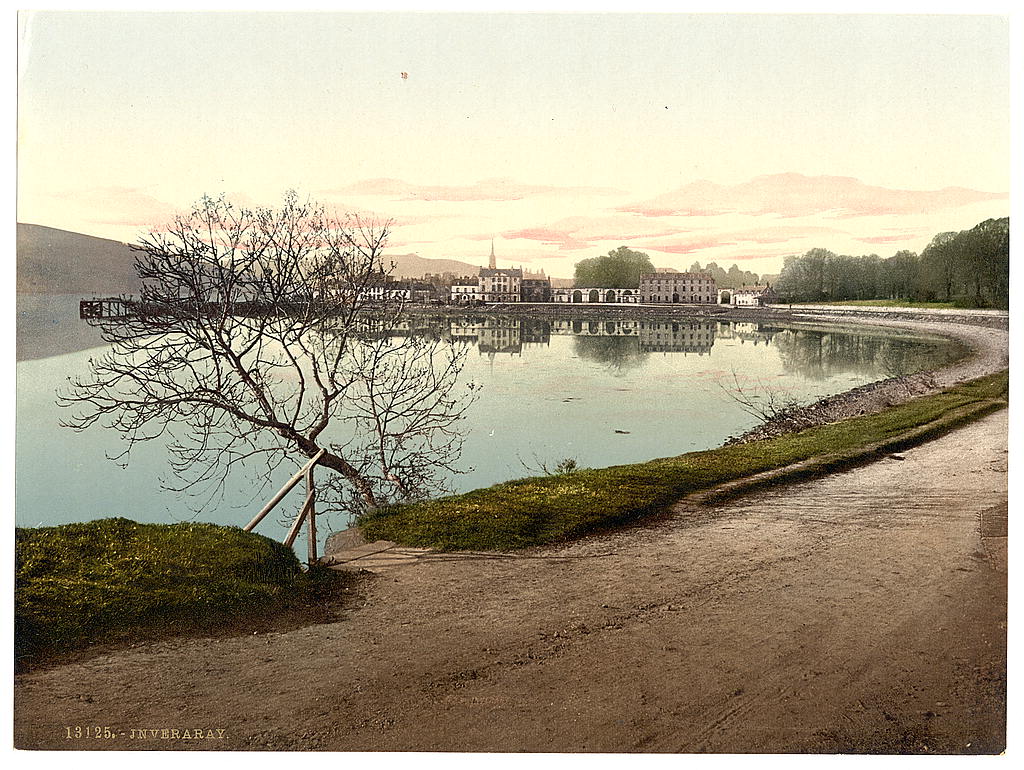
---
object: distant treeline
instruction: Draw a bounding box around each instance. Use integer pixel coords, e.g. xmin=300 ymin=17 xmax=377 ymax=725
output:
xmin=774 ymin=218 xmax=1009 ymax=308
xmin=573 ymin=247 xmax=771 ymax=290
xmin=685 ymin=261 xmax=767 ymax=290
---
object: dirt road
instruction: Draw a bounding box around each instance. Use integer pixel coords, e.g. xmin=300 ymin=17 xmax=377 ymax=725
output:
xmin=14 ymin=409 xmax=1007 ymax=753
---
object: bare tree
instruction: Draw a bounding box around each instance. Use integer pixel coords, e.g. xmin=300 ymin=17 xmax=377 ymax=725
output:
xmin=59 ymin=192 xmax=477 ymax=519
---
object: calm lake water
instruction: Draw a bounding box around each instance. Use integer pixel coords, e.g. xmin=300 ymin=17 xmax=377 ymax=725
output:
xmin=15 ymin=296 xmax=961 ymax=549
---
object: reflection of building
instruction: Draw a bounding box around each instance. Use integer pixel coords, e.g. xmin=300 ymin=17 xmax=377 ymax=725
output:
xmin=639 ymin=273 xmax=717 ymax=304
xmin=550 ymin=318 xmax=641 ymax=336
xmin=638 ymin=321 xmax=716 ymax=353
xmin=715 ymin=321 xmax=781 ymax=345
xmin=721 ymin=284 xmax=779 ymax=306
xmin=478 ymin=323 xmax=523 ymax=354
xmin=552 ymin=287 xmax=639 ymax=304
xmin=520 ymin=319 xmax=551 ymax=344
xmin=448 ymin=316 xmax=551 ymax=355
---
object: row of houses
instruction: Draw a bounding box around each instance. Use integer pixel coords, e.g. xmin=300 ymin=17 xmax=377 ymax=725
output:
xmin=449 ymin=261 xmax=779 ymax=307
xmin=343 ymin=245 xmax=777 ymax=306
xmin=450 ymin=267 xmax=556 ymax=304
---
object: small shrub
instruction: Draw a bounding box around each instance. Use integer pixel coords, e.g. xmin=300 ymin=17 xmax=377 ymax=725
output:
xmin=553 ymin=458 xmax=580 ymax=475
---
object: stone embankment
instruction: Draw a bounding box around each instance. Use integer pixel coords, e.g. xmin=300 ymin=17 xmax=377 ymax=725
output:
xmin=409 ymin=301 xmax=1009 ymax=330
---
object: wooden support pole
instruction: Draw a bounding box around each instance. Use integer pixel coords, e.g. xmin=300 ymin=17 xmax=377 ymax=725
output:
xmin=283 ymin=494 xmax=312 ymax=548
xmin=244 ymin=448 xmax=326 ymax=532
xmin=306 ymin=466 xmax=318 ymax=566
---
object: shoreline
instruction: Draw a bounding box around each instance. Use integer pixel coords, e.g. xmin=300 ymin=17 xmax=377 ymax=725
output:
xmin=406 ymin=300 xmax=1009 ymax=328
xmin=328 ymin=305 xmax=1008 ymax=552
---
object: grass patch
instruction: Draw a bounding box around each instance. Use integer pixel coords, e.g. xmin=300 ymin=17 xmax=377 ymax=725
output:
xmin=359 ymin=371 xmax=1008 ymax=551
xmin=15 ymin=518 xmax=338 ymax=664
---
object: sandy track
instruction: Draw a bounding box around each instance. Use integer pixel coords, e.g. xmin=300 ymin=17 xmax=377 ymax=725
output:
xmin=14 ymin=406 xmax=1007 ymax=752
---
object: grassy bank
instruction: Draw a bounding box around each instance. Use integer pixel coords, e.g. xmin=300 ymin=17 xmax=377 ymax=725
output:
xmin=359 ymin=371 xmax=1008 ymax=551
xmin=15 ymin=518 xmax=337 ymax=663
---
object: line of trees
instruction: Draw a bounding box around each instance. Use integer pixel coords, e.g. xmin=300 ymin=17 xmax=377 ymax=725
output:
xmin=686 ymin=261 xmax=767 ymax=289
xmin=573 ymin=248 xmax=772 ymax=289
xmin=774 ymin=218 xmax=1008 ymax=308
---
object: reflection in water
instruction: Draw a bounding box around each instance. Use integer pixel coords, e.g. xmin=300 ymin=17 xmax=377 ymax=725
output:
xmin=769 ymin=327 xmax=958 ymax=381
xmin=637 ymin=321 xmax=715 ymax=354
xmin=383 ymin=315 xmax=957 ymax=381
xmin=573 ymin=336 xmax=648 ymax=372
xmin=17 ymin=294 xmax=106 ymax=361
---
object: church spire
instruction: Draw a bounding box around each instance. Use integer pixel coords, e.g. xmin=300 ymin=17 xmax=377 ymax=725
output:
xmin=489 ymin=238 xmax=496 ymax=269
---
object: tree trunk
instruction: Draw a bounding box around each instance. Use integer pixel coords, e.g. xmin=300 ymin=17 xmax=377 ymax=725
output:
xmin=317 ymin=450 xmax=379 ymax=509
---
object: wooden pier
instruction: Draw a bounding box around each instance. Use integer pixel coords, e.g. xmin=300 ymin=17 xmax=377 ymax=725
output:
xmin=78 ymin=296 xmax=345 ymax=321
xmin=79 ymin=297 xmax=137 ymax=320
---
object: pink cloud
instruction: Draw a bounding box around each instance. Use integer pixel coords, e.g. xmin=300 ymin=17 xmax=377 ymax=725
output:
xmin=619 ymin=173 xmax=1007 ymax=219
xmin=499 ymin=215 xmax=685 ymax=251
xmin=640 ymin=224 xmax=845 ymax=255
xmin=324 ymin=177 xmax=624 ymax=202
xmin=501 ymin=226 xmax=593 ymax=251
xmin=642 ymin=237 xmax=735 ymax=255
xmin=856 ymin=233 xmax=920 ymax=244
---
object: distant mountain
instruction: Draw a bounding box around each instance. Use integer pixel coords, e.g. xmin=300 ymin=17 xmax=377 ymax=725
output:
xmin=385 ymin=252 xmax=482 ymax=279
xmin=387 ymin=251 xmax=572 ymax=284
xmin=17 ymin=223 xmax=140 ymax=295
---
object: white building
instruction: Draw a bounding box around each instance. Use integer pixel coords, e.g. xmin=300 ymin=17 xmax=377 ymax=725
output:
xmin=724 ymin=284 xmax=779 ymax=307
xmin=552 ymin=287 xmax=639 ymax=303
xmin=449 ymin=280 xmax=481 ymax=304
xmin=478 ymin=267 xmax=522 ymax=303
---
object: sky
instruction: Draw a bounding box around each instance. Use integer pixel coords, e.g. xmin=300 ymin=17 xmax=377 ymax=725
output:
xmin=16 ymin=11 xmax=1012 ymax=279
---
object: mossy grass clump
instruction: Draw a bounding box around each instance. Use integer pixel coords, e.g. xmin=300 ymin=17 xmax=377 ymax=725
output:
xmin=15 ymin=518 xmax=313 ymax=663
xmin=359 ymin=370 xmax=1008 ymax=552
